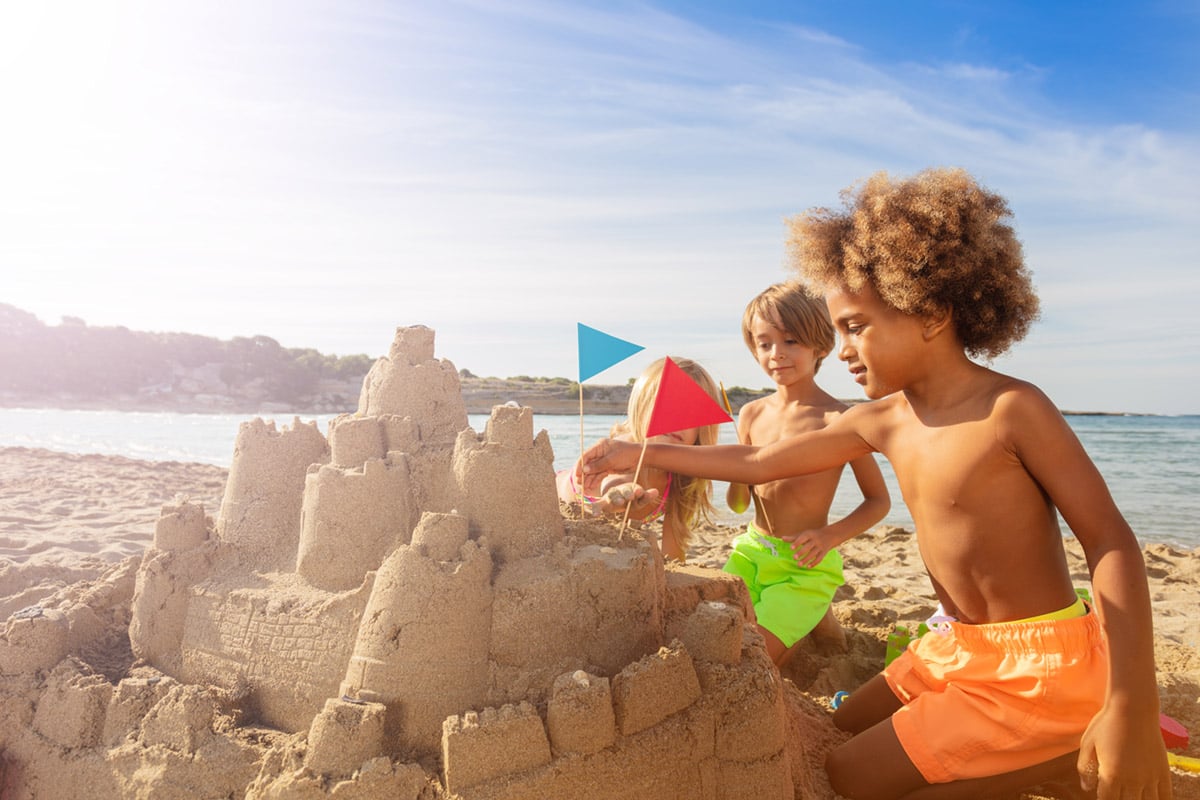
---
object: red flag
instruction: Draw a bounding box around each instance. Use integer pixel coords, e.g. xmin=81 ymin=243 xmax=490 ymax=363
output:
xmin=645 ymin=357 xmax=733 ymax=437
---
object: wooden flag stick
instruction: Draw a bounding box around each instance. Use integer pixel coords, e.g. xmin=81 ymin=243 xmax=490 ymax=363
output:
xmin=617 ymin=439 xmax=651 ymax=541
xmin=577 ymin=383 xmax=585 ymax=510
xmin=719 ymin=381 xmax=733 ymax=415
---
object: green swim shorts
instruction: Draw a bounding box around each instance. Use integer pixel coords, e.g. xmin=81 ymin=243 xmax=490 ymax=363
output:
xmin=723 ymin=522 xmax=845 ymax=647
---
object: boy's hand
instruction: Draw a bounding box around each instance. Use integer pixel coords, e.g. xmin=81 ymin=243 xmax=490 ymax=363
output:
xmin=1077 ymin=703 xmax=1172 ymax=800
xmin=580 ymin=438 xmax=640 ymax=478
xmin=786 ymin=527 xmax=835 ymax=568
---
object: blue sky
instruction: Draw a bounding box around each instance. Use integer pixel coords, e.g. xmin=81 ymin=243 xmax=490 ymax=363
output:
xmin=2 ymin=1 xmax=1198 ymax=414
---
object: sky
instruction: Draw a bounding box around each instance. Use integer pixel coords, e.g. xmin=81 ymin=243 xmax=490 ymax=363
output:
xmin=2 ymin=1 xmax=1198 ymax=414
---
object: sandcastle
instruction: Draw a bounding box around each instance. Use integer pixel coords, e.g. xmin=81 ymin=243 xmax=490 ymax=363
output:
xmin=0 ymin=326 xmax=809 ymax=799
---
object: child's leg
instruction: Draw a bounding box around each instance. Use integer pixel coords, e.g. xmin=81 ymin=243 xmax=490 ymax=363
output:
xmin=829 ymin=726 xmax=1084 ymax=800
xmin=757 ymin=624 xmax=791 ymax=666
xmin=660 ymin=517 xmax=687 ymax=562
xmin=896 ymin=751 xmax=1083 ymax=800
xmin=825 ymin=716 xmax=927 ymax=800
xmin=764 ymin=609 xmax=845 ymax=667
xmin=810 ymin=604 xmax=848 ymax=649
xmin=831 ymin=672 xmax=902 ymax=733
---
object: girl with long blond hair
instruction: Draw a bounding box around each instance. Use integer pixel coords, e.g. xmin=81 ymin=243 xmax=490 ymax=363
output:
xmin=556 ymin=356 xmax=721 ymax=561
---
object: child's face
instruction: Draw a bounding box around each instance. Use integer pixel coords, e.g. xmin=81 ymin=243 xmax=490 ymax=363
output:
xmin=748 ymin=313 xmax=824 ymax=388
xmin=649 ymin=428 xmax=699 ymax=446
xmin=826 ymin=283 xmax=927 ymax=400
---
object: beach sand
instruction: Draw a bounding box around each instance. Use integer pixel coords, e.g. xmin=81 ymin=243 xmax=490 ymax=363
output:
xmin=1 ymin=444 xmax=1196 ymax=798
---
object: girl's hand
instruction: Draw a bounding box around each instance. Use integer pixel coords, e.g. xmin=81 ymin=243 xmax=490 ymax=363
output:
xmin=595 ymin=482 xmax=660 ymax=518
xmin=786 ymin=527 xmax=835 ymax=568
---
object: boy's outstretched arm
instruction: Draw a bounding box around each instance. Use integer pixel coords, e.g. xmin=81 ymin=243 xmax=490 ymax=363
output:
xmin=580 ymin=410 xmax=873 ymax=484
xmin=582 ymin=409 xmax=876 ymax=486
xmin=1002 ymin=387 xmax=1172 ymax=800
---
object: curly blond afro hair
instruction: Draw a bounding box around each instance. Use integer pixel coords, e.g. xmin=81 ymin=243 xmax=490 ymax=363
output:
xmin=786 ymin=167 xmax=1040 ymax=360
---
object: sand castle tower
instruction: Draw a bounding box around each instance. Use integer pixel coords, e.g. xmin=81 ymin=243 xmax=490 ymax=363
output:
xmin=216 ymin=417 xmax=330 ymax=572
xmin=296 ymin=324 xmax=468 ymax=590
xmin=339 ymin=511 xmax=493 ymax=754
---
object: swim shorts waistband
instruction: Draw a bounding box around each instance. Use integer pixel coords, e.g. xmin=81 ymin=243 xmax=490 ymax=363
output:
xmin=946 ymin=600 xmax=1100 ymax=656
xmin=982 ymin=596 xmax=1088 ymax=627
xmin=746 ymin=520 xmax=792 ymax=555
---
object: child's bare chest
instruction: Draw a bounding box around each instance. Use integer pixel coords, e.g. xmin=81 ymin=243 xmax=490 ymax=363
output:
xmin=748 ymin=406 xmax=829 ymax=445
xmin=885 ymin=422 xmax=1040 ymax=521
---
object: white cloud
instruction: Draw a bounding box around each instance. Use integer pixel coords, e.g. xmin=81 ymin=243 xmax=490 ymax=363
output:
xmin=1 ymin=1 xmax=1196 ymax=413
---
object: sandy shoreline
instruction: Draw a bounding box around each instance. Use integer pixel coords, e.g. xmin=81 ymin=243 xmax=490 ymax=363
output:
xmin=1 ymin=444 xmax=1197 ymax=798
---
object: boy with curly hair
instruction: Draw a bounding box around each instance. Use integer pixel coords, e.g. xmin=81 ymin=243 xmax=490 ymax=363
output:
xmin=582 ymin=168 xmax=1171 ymax=799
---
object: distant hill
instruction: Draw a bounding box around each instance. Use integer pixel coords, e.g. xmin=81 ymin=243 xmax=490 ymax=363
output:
xmin=0 ymin=303 xmax=373 ymax=414
xmin=0 ymin=304 xmax=775 ymax=415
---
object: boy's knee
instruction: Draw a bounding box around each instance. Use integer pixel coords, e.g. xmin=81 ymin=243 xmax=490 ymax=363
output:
xmin=825 ymin=743 xmax=907 ymax=800
xmin=826 ymin=744 xmax=867 ymax=799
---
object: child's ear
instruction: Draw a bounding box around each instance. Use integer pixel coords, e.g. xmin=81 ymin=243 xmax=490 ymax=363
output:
xmin=922 ymin=306 xmax=953 ymax=341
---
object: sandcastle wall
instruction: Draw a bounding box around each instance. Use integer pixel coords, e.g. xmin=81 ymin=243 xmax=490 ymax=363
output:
xmin=438 ymin=631 xmax=794 ymax=800
xmin=487 ymin=537 xmax=661 ymax=707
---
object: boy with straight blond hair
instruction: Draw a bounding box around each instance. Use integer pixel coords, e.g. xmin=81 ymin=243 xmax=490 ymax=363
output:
xmin=582 ymin=168 xmax=1171 ymax=799
xmin=725 ymin=281 xmax=889 ymax=663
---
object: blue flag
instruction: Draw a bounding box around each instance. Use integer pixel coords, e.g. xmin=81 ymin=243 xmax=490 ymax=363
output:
xmin=577 ymin=324 xmax=643 ymax=382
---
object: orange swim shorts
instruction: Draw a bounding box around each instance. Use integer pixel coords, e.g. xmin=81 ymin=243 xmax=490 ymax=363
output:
xmin=883 ymin=609 xmax=1107 ymax=784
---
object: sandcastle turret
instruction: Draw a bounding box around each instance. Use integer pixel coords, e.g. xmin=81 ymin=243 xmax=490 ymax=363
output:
xmin=295 ymin=452 xmax=414 ymax=592
xmin=339 ymin=512 xmax=493 ymax=755
xmin=129 ymin=499 xmax=213 ymax=674
xmin=293 ymin=325 xmax=469 ymax=590
xmin=451 ymin=405 xmax=562 ymax=564
xmin=216 ymin=417 xmax=330 ymax=571
xmin=357 ymin=325 xmax=467 ymax=445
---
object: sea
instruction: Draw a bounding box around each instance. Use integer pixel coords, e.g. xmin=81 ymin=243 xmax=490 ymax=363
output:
xmin=0 ymin=407 xmax=1196 ymax=550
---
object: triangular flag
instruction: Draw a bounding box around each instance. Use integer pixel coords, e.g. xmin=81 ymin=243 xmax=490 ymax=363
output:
xmin=578 ymin=324 xmax=644 ymax=382
xmin=645 ymin=357 xmax=733 ymax=437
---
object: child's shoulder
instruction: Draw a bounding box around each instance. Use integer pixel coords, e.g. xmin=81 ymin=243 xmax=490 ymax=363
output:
xmin=982 ymin=372 xmax=1055 ymax=413
xmin=986 ymin=374 xmax=1066 ymax=433
xmin=737 ymin=394 xmax=771 ymax=418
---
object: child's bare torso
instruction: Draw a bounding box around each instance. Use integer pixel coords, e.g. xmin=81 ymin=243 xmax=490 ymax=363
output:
xmin=862 ymin=380 xmax=1076 ymax=625
xmin=743 ymin=393 xmax=846 ymax=536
